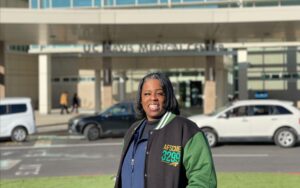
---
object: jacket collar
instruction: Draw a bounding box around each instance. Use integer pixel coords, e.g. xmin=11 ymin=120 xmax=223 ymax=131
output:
xmin=133 ymin=111 xmax=176 ymax=133
xmin=155 ymin=111 xmax=176 ymax=130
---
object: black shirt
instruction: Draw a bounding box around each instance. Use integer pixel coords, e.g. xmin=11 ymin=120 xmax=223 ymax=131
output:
xmin=141 ymin=119 xmax=159 ymax=139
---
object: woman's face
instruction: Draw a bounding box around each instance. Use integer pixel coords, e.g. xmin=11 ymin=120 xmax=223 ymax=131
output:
xmin=141 ymin=79 xmax=166 ymax=121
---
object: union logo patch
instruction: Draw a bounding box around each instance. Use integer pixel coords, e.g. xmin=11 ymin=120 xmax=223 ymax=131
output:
xmin=161 ymin=144 xmax=181 ymax=167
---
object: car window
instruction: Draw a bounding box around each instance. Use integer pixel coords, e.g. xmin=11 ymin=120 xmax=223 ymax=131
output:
xmin=0 ymin=105 xmax=7 ymax=115
xmin=104 ymin=104 xmax=130 ymax=116
xmin=249 ymin=105 xmax=270 ymax=116
xmin=0 ymin=104 xmax=27 ymax=115
xmin=270 ymin=105 xmax=292 ymax=115
xmin=209 ymin=104 xmax=231 ymax=116
xmin=225 ymin=106 xmax=248 ymax=118
xmin=234 ymin=106 xmax=248 ymax=117
xmin=11 ymin=104 xmax=27 ymax=114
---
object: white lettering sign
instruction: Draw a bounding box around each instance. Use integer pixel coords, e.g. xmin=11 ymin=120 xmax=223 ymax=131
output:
xmin=83 ymin=43 xmax=225 ymax=55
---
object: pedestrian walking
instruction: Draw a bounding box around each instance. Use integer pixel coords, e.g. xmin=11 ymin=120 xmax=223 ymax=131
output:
xmin=71 ymin=93 xmax=80 ymax=113
xmin=60 ymin=91 xmax=69 ymax=114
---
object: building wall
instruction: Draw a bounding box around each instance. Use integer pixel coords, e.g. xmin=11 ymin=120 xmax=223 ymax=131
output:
xmin=0 ymin=0 xmax=28 ymax=7
xmin=5 ymin=52 xmax=38 ymax=108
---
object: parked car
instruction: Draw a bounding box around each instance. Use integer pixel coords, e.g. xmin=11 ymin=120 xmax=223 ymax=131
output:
xmin=188 ymin=100 xmax=300 ymax=148
xmin=0 ymin=97 xmax=36 ymax=142
xmin=68 ymin=101 xmax=136 ymax=140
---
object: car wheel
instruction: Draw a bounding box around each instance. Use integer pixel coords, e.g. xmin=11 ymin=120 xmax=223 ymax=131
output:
xmin=202 ymin=128 xmax=218 ymax=147
xmin=274 ymin=128 xmax=296 ymax=148
xmin=84 ymin=124 xmax=100 ymax=141
xmin=11 ymin=127 xmax=27 ymax=142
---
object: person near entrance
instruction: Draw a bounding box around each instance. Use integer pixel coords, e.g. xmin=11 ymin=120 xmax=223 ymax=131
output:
xmin=59 ymin=91 xmax=69 ymax=114
xmin=114 ymin=72 xmax=217 ymax=188
xmin=71 ymin=93 xmax=80 ymax=113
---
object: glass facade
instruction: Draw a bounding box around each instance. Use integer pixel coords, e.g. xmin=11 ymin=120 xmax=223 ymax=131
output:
xmin=247 ymin=47 xmax=300 ymax=92
xmin=52 ymin=0 xmax=71 ymax=8
xmin=30 ymin=0 xmax=300 ymax=9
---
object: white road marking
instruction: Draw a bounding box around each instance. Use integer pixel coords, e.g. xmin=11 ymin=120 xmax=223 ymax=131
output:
xmin=0 ymin=142 xmax=123 ymax=151
xmin=24 ymin=150 xmax=47 ymax=157
xmin=15 ymin=164 xmax=41 ymax=176
xmin=1 ymin=151 xmax=14 ymax=156
xmin=33 ymin=135 xmax=85 ymax=140
xmin=34 ymin=140 xmax=52 ymax=147
xmin=24 ymin=150 xmax=105 ymax=159
xmin=213 ymin=154 xmax=269 ymax=157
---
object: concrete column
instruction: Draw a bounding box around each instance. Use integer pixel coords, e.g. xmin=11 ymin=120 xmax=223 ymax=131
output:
xmin=101 ymin=57 xmax=113 ymax=109
xmin=95 ymin=69 xmax=101 ymax=112
xmin=38 ymin=54 xmax=51 ymax=114
xmin=215 ymin=61 xmax=228 ymax=108
xmin=203 ymin=56 xmax=216 ymax=114
xmin=237 ymin=49 xmax=249 ymax=100
xmin=118 ymin=71 xmax=126 ymax=101
xmin=287 ymin=47 xmax=297 ymax=92
xmin=0 ymin=41 xmax=5 ymax=98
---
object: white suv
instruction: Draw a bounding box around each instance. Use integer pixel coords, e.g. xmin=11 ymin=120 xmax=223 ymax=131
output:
xmin=188 ymin=100 xmax=300 ymax=148
xmin=0 ymin=97 xmax=36 ymax=142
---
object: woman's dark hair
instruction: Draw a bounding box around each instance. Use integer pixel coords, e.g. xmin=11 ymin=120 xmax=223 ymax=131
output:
xmin=135 ymin=72 xmax=180 ymax=119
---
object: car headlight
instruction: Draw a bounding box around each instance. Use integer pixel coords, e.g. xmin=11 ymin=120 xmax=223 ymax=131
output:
xmin=73 ymin=119 xmax=79 ymax=125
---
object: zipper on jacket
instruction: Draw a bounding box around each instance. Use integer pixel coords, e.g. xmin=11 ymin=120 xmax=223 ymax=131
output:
xmin=131 ymin=158 xmax=135 ymax=172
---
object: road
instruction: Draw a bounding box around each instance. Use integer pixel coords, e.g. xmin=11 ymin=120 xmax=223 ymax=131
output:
xmin=1 ymin=132 xmax=300 ymax=179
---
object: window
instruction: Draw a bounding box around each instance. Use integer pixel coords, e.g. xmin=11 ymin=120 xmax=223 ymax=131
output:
xmin=250 ymin=105 xmax=270 ymax=116
xmin=0 ymin=104 xmax=27 ymax=115
xmin=271 ymin=105 xmax=292 ymax=115
xmin=110 ymin=105 xmax=129 ymax=115
xmin=0 ymin=105 xmax=7 ymax=115
xmin=103 ymin=103 xmax=130 ymax=116
xmin=95 ymin=0 xmax=101 ymax=6
xmin=74 ymin=0 xmax=92 ymax=7
xmin=52 ymin=0 xmax=70 ymax=8
xmin=11 ymin=104 xmax=27 ymax=114
xmin=31 ymin=0 xmax=38 ymax=8
xmin=227 ymin=106 xmax=248 ymax=117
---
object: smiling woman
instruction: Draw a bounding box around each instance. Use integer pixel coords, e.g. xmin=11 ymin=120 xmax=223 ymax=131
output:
xmin=114 ymin=72 xmax=217 ymax=188
xmin=141 ymin=79 xmax=166 ymax=121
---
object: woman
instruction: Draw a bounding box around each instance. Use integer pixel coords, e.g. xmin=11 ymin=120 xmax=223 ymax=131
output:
xmin=115 ymin=72 xmax=217 ymax=188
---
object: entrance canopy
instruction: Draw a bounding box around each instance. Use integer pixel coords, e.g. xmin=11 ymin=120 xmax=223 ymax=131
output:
xmin=1 ymin=6 xmax=300 ymax=45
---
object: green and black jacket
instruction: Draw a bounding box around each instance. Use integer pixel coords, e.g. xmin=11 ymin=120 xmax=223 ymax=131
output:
xmin=115 ymin=112 xmax=217 ymax=188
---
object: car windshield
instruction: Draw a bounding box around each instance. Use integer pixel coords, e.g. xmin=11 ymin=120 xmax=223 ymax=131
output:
xmin=94 ymin=105 xmax=115 ymax=115
xmin=101 ymin=103 xmax=131 ymax=116
xmin=207 ymin=103 xmax=232 ymax=116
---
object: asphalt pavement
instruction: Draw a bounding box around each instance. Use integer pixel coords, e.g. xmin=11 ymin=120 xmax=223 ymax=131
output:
xmin=1 ymin=108 xmax=300 ymax=179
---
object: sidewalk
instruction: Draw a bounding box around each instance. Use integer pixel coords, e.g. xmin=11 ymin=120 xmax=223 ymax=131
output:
xmin=35 ymin=109 xmax=94 ymax=134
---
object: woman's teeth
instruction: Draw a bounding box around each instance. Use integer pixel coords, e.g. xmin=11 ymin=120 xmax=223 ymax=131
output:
xmin=149 ymin=104 xmax=159 ymax=110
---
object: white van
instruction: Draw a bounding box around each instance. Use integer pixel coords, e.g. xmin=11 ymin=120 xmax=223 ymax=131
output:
xmin=0 ymin=97 xmax=36 ymax=142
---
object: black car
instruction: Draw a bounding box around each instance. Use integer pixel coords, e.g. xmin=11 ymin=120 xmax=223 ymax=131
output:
xmin=68 ymin=101 xmax=136 ymax=140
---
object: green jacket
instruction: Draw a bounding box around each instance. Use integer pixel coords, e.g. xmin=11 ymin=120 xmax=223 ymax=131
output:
xmin=115 ymin=112 xmax=217 ymax=188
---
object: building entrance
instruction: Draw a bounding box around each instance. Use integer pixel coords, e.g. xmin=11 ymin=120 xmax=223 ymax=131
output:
xmin=179 ymin=81 xmax=203 ymax=109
